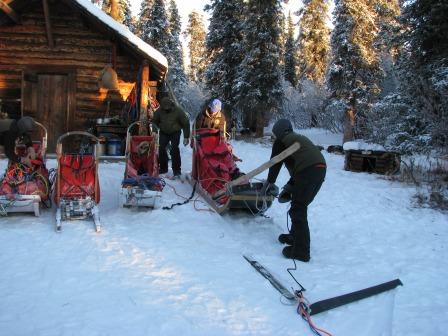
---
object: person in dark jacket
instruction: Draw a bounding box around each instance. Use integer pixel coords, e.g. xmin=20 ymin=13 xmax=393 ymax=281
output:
xmin=152 ymin=97 xmax=190 ymax=176
xmin=0 ymin=116 xmax=36 ymax=163
xmin=261 ymin=119 xmax=326 ymax=262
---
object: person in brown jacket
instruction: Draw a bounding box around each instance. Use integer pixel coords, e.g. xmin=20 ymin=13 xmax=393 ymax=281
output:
xmin=194 ymin=99 xmax=227 ymax=139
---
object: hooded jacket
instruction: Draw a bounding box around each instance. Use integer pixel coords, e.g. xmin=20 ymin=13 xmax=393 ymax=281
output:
xmin=152 ymin=99 xmax=190 ymax=138
xmin=267 ymin=132 xmax=326 ymax=184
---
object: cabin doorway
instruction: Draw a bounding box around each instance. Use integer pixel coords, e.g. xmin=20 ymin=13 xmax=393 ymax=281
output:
xmin=22 ymin=68 xmax=76 ymax=153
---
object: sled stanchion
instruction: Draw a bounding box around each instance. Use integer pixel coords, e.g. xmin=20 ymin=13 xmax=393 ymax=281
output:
xmin=92 ymin=205 xmax=101 ymax=232
xmin=56 ymin=207 xmax=62 ymax=232
xmin=212 ymin=142 xmax=301 ymax=200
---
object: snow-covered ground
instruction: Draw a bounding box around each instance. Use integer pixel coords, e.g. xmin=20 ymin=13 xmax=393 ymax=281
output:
xmin=1 ymin=129 xmax=447 ymax=336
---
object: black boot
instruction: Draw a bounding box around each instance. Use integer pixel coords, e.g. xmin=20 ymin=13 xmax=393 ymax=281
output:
xmin=278 ymin=233 xmax=294 ymax=245
xmin=282 ymin=246 xmax=310 ymax=262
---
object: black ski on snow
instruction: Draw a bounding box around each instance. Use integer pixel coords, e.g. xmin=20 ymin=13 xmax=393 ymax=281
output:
xmin=309 ymin=278 xmax=403 ymax=315
xmin=243 ymin=255 xmax=403 ymax=315
xmin=243 ymin=255 xmax=297 ymax=301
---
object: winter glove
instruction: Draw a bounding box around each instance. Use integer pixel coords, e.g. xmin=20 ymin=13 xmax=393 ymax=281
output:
xmin=260 ymin=181 xmax=273 ymax=195
xmin=183 ymin=138 xmax=189 ymax=146
xmin=278 ymin=183 xmax=293 ymax=203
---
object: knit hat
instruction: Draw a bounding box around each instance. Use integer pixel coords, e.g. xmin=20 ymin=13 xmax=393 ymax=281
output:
xmin=208 ymin=99 xmax=222 ymax=113
xmin=160 ymin=97 xmax=174 ymax=110
xmin=17 ymin=116 xmax=36 ymax=134
xmin=272 ymin=119 xmax=293 ymax=140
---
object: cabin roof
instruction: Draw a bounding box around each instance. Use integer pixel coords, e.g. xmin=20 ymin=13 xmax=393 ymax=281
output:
xmin=0 ymin=0 xmax=168 ymax=80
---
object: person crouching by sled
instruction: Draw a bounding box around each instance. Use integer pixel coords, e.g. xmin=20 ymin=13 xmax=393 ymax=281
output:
xmin=0 ymin=116 xmax=37 ymax=166
xmin=194 ymin=98 xmax=227 ymax=140
xmin=261 ymin=119 xmax=326 ymax=262
xmin=152 ymin=97 xmax=190 ymax=177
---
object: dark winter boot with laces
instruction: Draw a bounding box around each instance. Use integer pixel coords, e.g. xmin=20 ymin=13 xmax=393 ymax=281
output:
xmin=282 ymin=246 xmax=310 ymax=262
xmin=278 ymin=233 xmax=294 ymax=245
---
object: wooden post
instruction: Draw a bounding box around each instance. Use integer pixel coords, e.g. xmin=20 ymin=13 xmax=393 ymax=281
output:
xmin=139 ymin=61 xmax=150 ymax=135
xmin=0 ymin=1 xmax=20 ymax=23
xmin=42 ymin=0 xmax=54 ymax=48
xmin=111 ymin=43 xmax=117 ymax=70
xmin=212 ymin=142 xmax=301 ymax=199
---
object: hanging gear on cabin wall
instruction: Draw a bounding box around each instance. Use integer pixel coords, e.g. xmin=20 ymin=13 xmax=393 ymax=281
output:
xmin=98 ymin=64 xmax=119 ymax=90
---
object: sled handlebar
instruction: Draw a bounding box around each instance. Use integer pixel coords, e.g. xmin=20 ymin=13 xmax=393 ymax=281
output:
xmin=34 ymin=121 xmax=47 ymax=159
xmin=56 ymin=132 xmax=99 ymax=156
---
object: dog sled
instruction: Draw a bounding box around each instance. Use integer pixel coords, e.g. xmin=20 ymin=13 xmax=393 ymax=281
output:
xmin=120 ymin=121 xmax=164 ymax=208
xmin=54 ymin=132 xmax=101 ymax=232
xmin=190 ymin=128 xmax=280 ymax=214
xmin=0 ymin=121 xmax=50 ymax=216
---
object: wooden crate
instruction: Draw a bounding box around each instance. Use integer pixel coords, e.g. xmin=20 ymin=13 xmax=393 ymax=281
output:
xmin=344 ymin=150 xmax=401 ymax=175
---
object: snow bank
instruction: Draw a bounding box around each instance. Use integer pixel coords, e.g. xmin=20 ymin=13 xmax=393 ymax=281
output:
xmin=343 ymin=140 xmax=386 ymax=151
xmin=1 ymin=131 xmax=448 ymax=336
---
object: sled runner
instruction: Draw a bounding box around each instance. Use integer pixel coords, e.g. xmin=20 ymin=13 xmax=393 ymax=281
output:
xmin=120 ymin=121 xmax=164 ymax=208
xmin=190 ymin=128 xmax=278 ymax=214
xmin=0 ymin=121 xmax=50 ymax=216
xmin=54 ymin=132 xmax=101 ymax=232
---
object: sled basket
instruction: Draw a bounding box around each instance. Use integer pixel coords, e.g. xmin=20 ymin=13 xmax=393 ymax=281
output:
xmin=0 ymin=121 xmax=50 ymax=216
xmin=120 ymin=121 xmax=164 ymax=208
xmin=191 ymin=128 xmax=277 ymax=214
xmin=54 ymin=131 xmax=101 ymax=232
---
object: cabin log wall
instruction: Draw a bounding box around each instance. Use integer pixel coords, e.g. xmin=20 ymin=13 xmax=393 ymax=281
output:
xmin=0 ymin=1 xmax=143 ymax=130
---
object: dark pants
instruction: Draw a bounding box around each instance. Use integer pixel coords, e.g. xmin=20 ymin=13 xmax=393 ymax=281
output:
xmin=159 ymin=131 xmax=181 ymax=174
xmin=288 ymin=165 xmax=326 ymax=258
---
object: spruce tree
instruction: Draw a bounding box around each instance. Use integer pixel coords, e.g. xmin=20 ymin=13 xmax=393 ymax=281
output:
xmin=327 ymin=0 xmax=381 ymax=142
xmin=398 ymin=0 xmax=448 ymax=148
xmin=167 ymin=0 xmax=187 ymax=102
xmin=138 ymin=0 xmax=170 ymax=57
xmin=204 ymin=0 xmax=245 ymax=114
xmin=185 ymin=11 xmax=207 ymax=83
xmin=136 ymin=0 xmax=155 ymax=38
xmin=102 ymin=0 xmax=135 ymax=31
xmin=235 ymin=0 xmax=284 ymax=136
xmin=284 ymin=11 xmax=297 ymax=87
xmin=296 ymin=0 xmax=331 ymax=86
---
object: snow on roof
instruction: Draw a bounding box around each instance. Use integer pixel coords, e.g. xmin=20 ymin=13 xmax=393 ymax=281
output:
xmin=74 ymin=0 xmax=168 ymax=71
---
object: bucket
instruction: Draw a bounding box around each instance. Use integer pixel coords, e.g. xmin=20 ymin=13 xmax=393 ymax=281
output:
xmin=97 ymin=137 xmax=107 ymax=157
xmin=107 ymin=138 xmax=122 ymax=156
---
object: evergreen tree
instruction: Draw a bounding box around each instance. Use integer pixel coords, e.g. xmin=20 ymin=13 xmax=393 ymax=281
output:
xmin=296 ymin=0 xmax=331 ymax=86
xmin=102 ymin=0 xmax=135 ymax=31
xmin=167 ymin=0 xmax=187 ymax=102
xmin=204 ymin=0 xmax=245 ymax=115
xmin=284 ymin=11 xmax=297 ymax=87
xmin=327 ymin=0 xmax=381 ymax=142
xmin=185 ymin=11 xmax=207 ymax=83
xmin=136 ymin=0 xmax=155 ymax=38
xmin=277 ymin=12 xmax=287 ymax=75
xmin=397 ymin=0 xmax=448 ymax=148
xmin=138 ymin=0 xmax=170 ymax=57
xmin=235 ymin=0 xmax=284 ymax=136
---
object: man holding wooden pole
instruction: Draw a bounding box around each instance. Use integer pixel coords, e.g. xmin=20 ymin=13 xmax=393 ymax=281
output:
xmin=261 ymin=119 xmax=326 ymax=262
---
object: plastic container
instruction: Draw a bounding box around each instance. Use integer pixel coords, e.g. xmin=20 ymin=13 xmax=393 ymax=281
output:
xmin=97 ymin=137 xmax=107 ymax=157
xmin=107 ymin=138 xmax=122 ymax=156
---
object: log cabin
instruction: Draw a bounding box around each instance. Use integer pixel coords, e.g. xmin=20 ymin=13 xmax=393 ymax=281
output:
xmin=0 ymin=0 xmax=168 ymax=151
